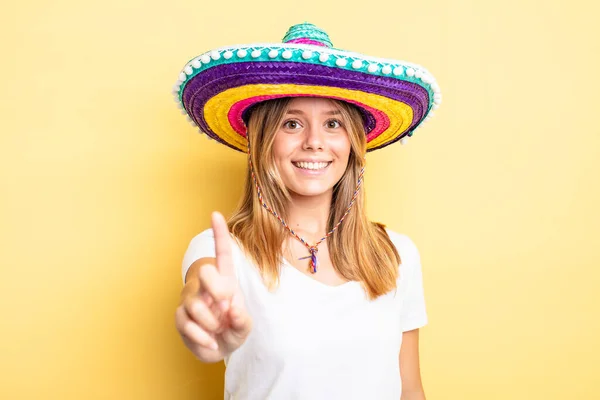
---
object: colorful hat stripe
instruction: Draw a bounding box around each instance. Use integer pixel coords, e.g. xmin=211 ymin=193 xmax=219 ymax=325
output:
xmin=176 ymin=44 xmax=437 ymax=107
xmin=228 ymin=94 xmax=391 ymax=141
xmin=239 ymin=95 xmax=380 ymax=135
xmin=285 ymin=38 xmax=329 ymax=47
xmin=204 ymin=84 xmax=413 ymax=151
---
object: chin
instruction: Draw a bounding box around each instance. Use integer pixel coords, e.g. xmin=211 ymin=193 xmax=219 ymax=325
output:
xmin=288 ymin=184 xmax=334 ymax=198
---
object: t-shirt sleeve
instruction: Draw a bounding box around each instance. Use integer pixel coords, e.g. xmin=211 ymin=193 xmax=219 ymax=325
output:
xmin=181 ymin=228 xmax=216 ymax=284
xmin=387 ymin=230 xmax=428 ymax=332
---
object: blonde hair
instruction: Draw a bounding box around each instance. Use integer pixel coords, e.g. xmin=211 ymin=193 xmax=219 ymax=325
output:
xmin=228 ymin=98 xmax=400 ymax=299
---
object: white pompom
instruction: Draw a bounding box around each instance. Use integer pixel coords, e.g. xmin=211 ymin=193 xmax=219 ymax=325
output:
xmin=368 ymin=64 xmax=378 ymax=73
xmin=319 ymin=53 xmax=330 ymax=62
xmin=336 ymin=58 xmax=347 ymax=67
xmin=179 ymin=72 xmax=187 ymax=81
xmin=210 ymin=50 xmax=220 ymax=60
xmin=184 ymin=66 xmax=193 ymax=75
xmin=415 ymin=70 xmax=423 ymax=79
xmin=406 ymin=68 xmax=415 ymax=77
xmin=191 ymin=59 xmax=201 ymax=68
xmin=201 ymin=54 xmax=211 ymax=64
xmin=352 ymin=60 xmax=363 ymax=69
xmin=282 ymin=50 xmax=292 ymax=59
xmin=431 ymin=82 xmax=440 ymax=93
xmin=223 ymin=51 xmax=233 ymax=59
xmin=302 ymin=50 xmax=313 ymax=59
xmin=393 ymin=66 xmax=404 ymax=76
xmin=237 ymin=49 xmax=248 ymax=58
xmin=251 ymin=50 xmax=261 ymax=58
xmin=172 ymin=84 xmax=180 ymax=93
xmin=400 ymin=137 xmax=409 ymax=145
xmin=268 ymin=49 xmax=278 ymax=58
xmin=382 ymin=65 xmax=392 ymax=74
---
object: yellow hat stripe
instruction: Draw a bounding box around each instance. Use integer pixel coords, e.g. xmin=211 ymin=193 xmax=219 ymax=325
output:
xmin=203 ymin=84 xmax=414 ymax=151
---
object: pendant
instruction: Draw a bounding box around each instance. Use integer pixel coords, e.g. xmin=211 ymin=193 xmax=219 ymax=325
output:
xmin=298 ymin=247 xmax=318 ymax=273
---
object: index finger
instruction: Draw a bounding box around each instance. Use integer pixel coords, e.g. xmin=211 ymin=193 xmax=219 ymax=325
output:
xmin=211 ymin=211 xmax=235 ymax=277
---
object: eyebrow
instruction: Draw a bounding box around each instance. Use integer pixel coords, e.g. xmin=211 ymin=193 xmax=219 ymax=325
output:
xmin=285 ymin=109 xmax=342 ymax=116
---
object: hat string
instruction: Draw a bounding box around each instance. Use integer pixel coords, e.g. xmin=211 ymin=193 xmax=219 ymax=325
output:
xmin=247 ymin=138 xmax=365 ymax=274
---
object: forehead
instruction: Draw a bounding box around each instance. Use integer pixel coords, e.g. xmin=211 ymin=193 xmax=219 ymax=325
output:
xmin=285 ymin=97 xmax=340 ymax=113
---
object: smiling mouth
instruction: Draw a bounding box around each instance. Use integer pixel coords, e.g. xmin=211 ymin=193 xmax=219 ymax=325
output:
xmin=292 ymin=161 xmax=332 ymax=171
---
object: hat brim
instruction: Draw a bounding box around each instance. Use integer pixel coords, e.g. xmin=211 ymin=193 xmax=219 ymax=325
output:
xmin=174 ymin=43 xmax=441 ymax=152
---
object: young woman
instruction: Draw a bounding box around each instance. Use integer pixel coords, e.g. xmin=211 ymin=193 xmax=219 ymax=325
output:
xmin=173 ymin=23 xmax=441 ymax=400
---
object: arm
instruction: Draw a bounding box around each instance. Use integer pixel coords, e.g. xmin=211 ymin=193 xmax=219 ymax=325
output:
xmin=399 ymin=328 xmax=426 ymax=400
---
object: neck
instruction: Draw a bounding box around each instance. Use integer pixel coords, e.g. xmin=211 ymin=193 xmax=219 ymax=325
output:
xmin=286 ymin=190 xmax=333 ymax=239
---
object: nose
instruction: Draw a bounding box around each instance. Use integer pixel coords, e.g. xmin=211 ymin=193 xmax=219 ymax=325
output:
xmin=302 ymin=123 xmax=324 ymax=151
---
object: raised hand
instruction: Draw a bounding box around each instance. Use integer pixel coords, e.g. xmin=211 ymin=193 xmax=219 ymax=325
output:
xmin=175 ymin=212 xmax=252 ymax=363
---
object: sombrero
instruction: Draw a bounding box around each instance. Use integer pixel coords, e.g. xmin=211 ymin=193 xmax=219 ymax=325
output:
xmin=173 ymin=22 xmax=441 ymax=152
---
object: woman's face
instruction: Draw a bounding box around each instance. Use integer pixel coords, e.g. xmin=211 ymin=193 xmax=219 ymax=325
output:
xmin=272 ymin=97 xmax=352 ymax=198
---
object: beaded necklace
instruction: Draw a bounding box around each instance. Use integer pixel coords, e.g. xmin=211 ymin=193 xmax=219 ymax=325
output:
xmin=247 ymin=140 xmax=364 ymax=273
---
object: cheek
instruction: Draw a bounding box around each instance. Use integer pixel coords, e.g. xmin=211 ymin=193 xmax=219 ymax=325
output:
xmin=332 ymin=136 xmax=352 ymax=162
xmin=272 ymin=137 xmax=289 ymax=166
xmin=272 ymin=133 xmax=297 ymax=159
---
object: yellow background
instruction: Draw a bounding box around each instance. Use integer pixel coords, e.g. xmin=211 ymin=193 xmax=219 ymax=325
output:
xmin=2 ymin=0 xmax=599 ymax=399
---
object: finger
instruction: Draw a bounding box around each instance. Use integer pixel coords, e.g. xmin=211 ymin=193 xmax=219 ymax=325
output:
xmin=175 ymin=306 xmax=218 ymax=350
xmin=183 ymin=296 xmax=221 ymax=333
xmin=199 ymin=263 xmax=236 ymax=304
xmin=201 ymin=290 xmax=214 ymax=307
xmin=228 ymin=294 xmax=252 ymax=334
xmin=193 ymin=264 xmax=216 ymax=306
xmin=228 ymin=305 xmax=250 ymax=332
xmin=211 ymin=212 xmax=235 ymax=277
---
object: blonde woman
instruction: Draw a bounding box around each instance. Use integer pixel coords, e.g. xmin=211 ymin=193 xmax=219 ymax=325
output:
xmin=173 ymin=23 xmax=441 ymax=400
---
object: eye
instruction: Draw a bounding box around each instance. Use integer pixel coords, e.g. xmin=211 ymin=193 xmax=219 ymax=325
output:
xmin=326 ymin=119 xmax=343 ymax=129
xmin=283 ymin=119 xmax=302 ymax=130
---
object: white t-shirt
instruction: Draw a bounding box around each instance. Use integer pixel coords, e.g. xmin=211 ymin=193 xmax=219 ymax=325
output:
xmin=182 ymin=228 xmax=427 ymax=400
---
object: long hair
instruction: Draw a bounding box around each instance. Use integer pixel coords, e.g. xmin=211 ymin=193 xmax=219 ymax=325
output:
xmin=228 ymin=98 xmax=400 ymax=299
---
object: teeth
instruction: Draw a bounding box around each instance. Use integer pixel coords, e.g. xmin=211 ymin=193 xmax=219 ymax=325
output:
xmin=294 ymin=161 xmax=330 ymax=170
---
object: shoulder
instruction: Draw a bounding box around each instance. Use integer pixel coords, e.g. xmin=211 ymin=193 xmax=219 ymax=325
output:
xmin=186 ymin=228 xmax=245 ymax=254
xmin=182 ymin=228 xmax=249 ymax=283
xmin=384 ymin=228 xmax=421 ymax=267
xmin=189 ymin=228 xmax=215 ymax=243
xmin=182 ymin=229 xmax=216 ymax=281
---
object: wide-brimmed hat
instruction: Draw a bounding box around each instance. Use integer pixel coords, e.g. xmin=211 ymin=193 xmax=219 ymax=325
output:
xmin=173 ymin=22 xmax=441 ymax=152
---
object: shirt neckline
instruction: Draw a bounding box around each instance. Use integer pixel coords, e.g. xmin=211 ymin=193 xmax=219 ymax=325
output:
xmin=281 ymin=257 xmax=358 ymax=291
